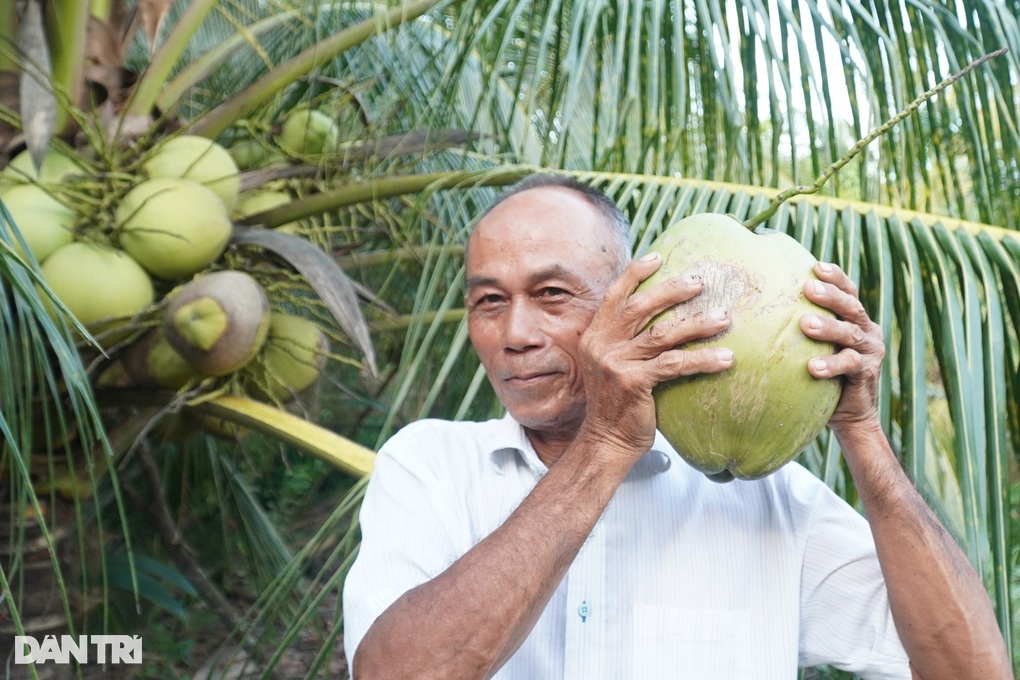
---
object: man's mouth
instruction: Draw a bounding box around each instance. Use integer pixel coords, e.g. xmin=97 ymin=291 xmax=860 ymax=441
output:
xmin=504 ymin=371 xmax=557 ymax=385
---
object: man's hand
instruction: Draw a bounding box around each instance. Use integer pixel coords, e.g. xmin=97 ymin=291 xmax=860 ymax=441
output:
xmin=799 ymin=260 xmax=1012 ymax=680
xmin=575 ymin=251 xmax=734 ymax=459
xmin=800 ymin=261 xmax=884 ymax=433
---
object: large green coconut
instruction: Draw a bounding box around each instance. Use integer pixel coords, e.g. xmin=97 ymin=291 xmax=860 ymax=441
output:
xmin=40 ymin=242 xmax=155 ymax=339
xmin=228 ymin=139 xmax=288 ymax=171
xmin=116 ymin=178 xmax=232 ymax=280
xmin=639 ymin=212 xmax=842 ymax=481
xmin=163 ymin=270 xmax=270 ymax=376
xmin=0 ymin=184 xmax=75 ymax=262
xmin=141 ymin=135 xmax=241 ymax=210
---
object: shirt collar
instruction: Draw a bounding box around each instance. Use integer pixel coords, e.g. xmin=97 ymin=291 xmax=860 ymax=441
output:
xmin=488 ymin=413 xmax=672 ymax=478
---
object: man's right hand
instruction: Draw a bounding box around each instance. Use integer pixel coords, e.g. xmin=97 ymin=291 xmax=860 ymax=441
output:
xmin=575 ymin=251 xmax=735 ymax=463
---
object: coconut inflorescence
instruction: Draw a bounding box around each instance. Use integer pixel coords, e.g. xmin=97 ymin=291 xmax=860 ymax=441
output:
xmin=639 ymin=212 xmax=842 ymax=482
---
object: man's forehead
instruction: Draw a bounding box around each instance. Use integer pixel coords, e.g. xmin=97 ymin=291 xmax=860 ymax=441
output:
xmin=469 ymin=187 xmax=607 ymax=249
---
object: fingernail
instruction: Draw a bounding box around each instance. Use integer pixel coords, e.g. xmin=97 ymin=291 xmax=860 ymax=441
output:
xmin=716 ymin=349 xmax=734 ymax=362
xmin=640 ymin=251 xmax=660 ymax=262
xmin=817 ymin=262 xmax=833 ymax=273
xmin=684 ymin=273 xmax=703 ymax=285
xmin=709 ymin=308 xmax=727 ymax=321
xmin=810 ymin=358 xmax=826 ymax=372
xmin=811 ymin=280 xmax=825 ymax=294
xmin=807 ymin=314 xmax=820 ymax=329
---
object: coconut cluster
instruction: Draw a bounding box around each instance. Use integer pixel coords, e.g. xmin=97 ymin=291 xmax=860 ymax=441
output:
xmin=228 ymin=108 xmax=342 ymax=171
xmin=0 ymin=136 xmax=238 ymax=342
xmin=0 ymin=132 xmax=331 ymax=409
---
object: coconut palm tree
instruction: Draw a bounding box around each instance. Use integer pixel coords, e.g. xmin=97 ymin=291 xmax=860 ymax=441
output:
xmin=1 ymin=0 xmax=1019 ymax=677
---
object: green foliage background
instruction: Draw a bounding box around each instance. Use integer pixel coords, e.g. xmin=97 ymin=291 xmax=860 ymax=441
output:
xmin=1 ymin=0 xmax=1019 ymax=677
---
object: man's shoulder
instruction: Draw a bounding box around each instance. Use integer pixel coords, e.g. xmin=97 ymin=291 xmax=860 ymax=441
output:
xmin=379 ymin=416 xmax=514 ymax=462
xmin=385 ymin=416 xmax=507 ymax=444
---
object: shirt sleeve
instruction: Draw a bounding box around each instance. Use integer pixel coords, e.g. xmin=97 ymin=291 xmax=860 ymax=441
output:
xmin=341 ymin=423 xmax=462 ymax=673
xmin=787 ymin=465 xmax=912 ymax=680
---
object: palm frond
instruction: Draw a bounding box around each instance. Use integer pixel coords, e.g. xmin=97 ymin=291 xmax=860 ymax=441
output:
xmin=428 ymin=0 xmax=1020 ymax=227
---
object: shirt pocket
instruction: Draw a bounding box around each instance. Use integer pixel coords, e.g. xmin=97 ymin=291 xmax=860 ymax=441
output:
xmin=632 ymin=604 xmax=749 ymax=679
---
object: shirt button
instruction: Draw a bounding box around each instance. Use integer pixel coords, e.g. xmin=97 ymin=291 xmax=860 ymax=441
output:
xmin=578 ymin=601 xmax=590 ymax=622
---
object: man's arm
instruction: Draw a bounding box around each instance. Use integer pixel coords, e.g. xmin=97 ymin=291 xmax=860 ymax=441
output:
xmin=352 ymin=253 xmax=734 ymax=679
xmin=802 ymin=262 xmax=1011 ymax=680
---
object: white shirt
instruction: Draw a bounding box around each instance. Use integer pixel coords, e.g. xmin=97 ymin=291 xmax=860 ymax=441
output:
xmin=343 ymin=415 xmax=910 ymax=679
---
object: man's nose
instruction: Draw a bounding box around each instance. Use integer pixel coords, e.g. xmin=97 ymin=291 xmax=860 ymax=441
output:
xmin=503 ymin=297 xmax=544 ymax=351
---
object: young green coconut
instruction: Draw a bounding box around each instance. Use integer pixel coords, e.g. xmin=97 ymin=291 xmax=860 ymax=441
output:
xmin=115 ymin=177 xmax=233 ymax=280
xmin=232 ymin=189 xmax=302 ymax=232
xmin=141 ymin=135 xmax=241 ymax=211
xmin=121 ymin=328 xmax=203 ymax=389
xmin=637 ymin=53 xmax=1000 ymax=482
xmin=39 ymin=242 xmax=155 ymax=342
xmin=0 ymin=146 xmax=86 ymax=187
xmin=639 ymin=214 xmax=840 ymax=482
xmin=247 ymin=313 xmax=329 ymax=402
xmin=277 ymin=109 xmax=340 ymax=157
xmin=0 ymin=183 xmax=75 ymax=262
xmin=162 ymin=270 xmax=271 ymax=377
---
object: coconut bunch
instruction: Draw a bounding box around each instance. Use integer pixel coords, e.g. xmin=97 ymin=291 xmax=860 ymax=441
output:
xmin=229 ymin=108 xmax=343 ymax=171
xmin=0 ymin=135 xmax=242 ymax=344
xmin=1 ymin=131 xmax=336 ymax=409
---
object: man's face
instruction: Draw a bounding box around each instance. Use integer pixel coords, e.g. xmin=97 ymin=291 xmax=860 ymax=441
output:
xmin=465 ymin=186 xmax=624 ymax=437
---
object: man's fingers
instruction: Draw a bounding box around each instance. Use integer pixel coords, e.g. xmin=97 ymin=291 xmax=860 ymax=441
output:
xmin=651 ymin=347 xmax=735 ymax=382
xmin=600 ymin=253 xmax=707 ymax=335
xmin=807 ymin=347 xmax=861 ymax=380
xmin=801 ymin=312 xmax=870 ymax=348
xmin=605 ymin=251 xmax=666 ymax=301
xmin=640 ymin=307 xmax=730 ymax=355
xmin=804 ymin=263 xmax=873 ymax=327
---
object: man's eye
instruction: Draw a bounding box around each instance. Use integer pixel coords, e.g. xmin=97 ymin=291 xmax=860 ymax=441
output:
xmin=473 ymin=294 xmax=504 ymax=308
xmin=538 ymin=287 xmax=568 ymax=299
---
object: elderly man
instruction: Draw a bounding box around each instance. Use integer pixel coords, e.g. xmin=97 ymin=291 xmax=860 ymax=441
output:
xmin=342 ymin=174 xmax=1010 ymax=679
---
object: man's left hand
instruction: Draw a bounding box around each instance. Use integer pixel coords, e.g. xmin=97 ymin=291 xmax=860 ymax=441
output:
xmin=800 ymin=262 xmax=885 ymax=435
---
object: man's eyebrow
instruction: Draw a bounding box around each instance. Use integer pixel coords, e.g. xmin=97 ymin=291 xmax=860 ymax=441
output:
xmin=466 ymin=275 xmax=499 ymax=290
xmin=466 ymin=265 xmax=578 ymax=291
